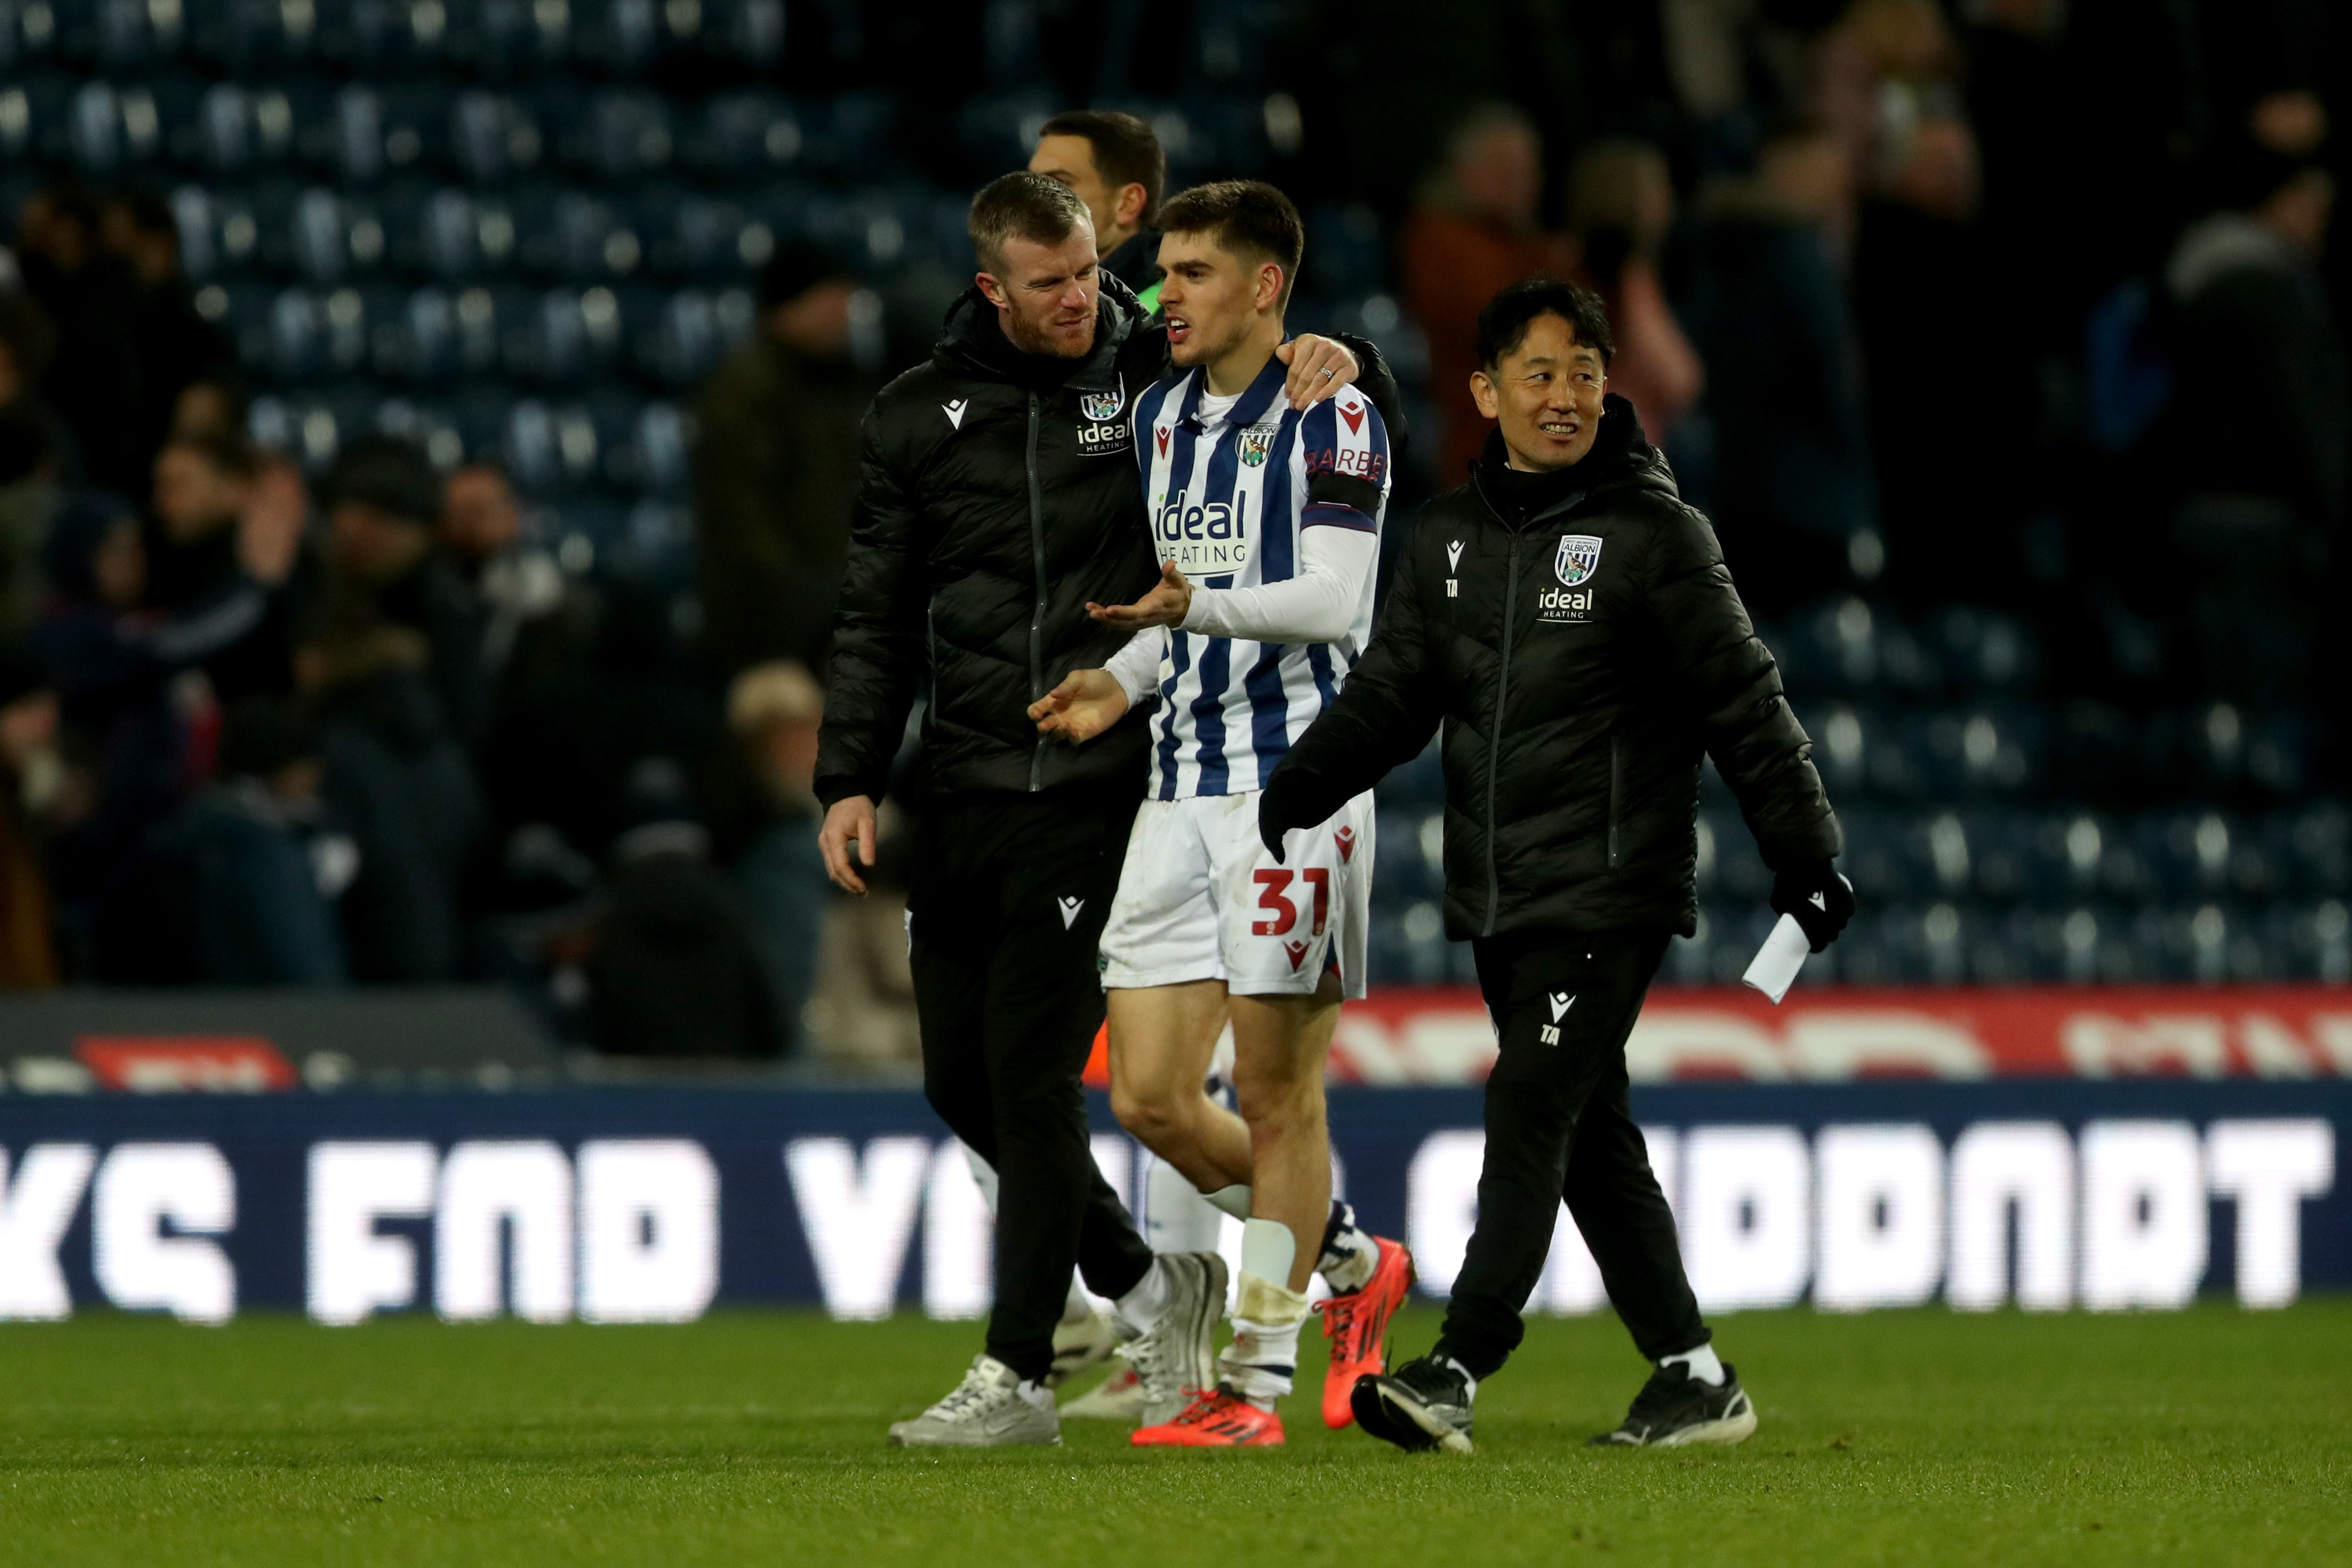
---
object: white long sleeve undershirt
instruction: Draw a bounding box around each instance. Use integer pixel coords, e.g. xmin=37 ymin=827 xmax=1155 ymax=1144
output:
xmin=1103 ymin=520 xmax=1379 ymax=707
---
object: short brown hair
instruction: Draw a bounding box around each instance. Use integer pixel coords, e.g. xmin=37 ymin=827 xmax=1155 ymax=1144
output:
xmin=1038 ymin=110 xmax=1167 ymax=228
xmin=1156 ymin=181 xmax=1306 ymax=311
xmin=968 ymin=171 xmax=1093 ymax=275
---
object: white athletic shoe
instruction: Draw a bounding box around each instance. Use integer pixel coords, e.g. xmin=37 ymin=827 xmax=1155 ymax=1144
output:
xmin=887 ymin=1355 xmax=1061 ymax=1448
xmin=1060 ymin=1362 xmax=1149 ymax=1421
xmin=1122 ymin=1251 xmax=1227 ymax=1428
xmin=1047 ymin=1297 xmax=1120 ymax=1388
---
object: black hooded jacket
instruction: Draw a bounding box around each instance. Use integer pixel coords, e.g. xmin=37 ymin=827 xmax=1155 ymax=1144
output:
xmin=817 ymin=275 xmax=1400 ymax=809
xmin=1266 ymin=396 xmax=1839 ymax=940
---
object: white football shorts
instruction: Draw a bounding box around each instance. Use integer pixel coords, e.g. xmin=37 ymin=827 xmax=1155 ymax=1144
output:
xmin=1099 ymin=789 xmax=1375 ymax=1000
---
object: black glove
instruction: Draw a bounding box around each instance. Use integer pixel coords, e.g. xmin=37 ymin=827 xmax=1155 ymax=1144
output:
xmin=1770 ymin=862 xmax=1855 ymax=953
xmin=1258 ymin=771 xmax=1313 ymax=863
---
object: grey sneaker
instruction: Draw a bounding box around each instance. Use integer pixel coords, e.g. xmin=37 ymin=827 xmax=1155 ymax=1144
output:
xmin=1122 ymin=1251 xmax=1227 ymax=1428
xmin=1059 ymin=1362 xmax=1149 ymax=1421
xmin=1047 ymin=1296 xmax=1119 ymax=1388
xmin=887 ymin=1355 xmax=1061 ymax=1448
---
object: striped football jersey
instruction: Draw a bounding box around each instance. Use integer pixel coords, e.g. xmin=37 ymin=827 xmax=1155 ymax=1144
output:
xmin=1131 ymin=350 xmax=1393 ymax=799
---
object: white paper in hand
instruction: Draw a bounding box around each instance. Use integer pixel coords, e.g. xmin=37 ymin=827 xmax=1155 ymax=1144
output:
xmin=1742 ymin=913 xmax=1811 ymax=1005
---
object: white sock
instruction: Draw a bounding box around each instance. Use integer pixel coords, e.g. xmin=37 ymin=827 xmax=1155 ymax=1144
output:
xmin=1144 ymin=1155 xmax=1225 ymax=1254
xmin=1112 ymin=1256 xmax=1171 ymax=1334
xmin=1202 ymin=1183 xmax=1253 ymax=1221
xmin=1219 ymin=1271 xmax=1309 ymax=1409
xmin=1239 ymin=1216 xmax=1297 ymax=1288
xmin=1316 ymin=1200 xmax=1380 ymax=1294
xmin=1661 ymin=1343 xmax=1725 ymax=1386
xmin=1062 ymin=1273 xmax=1092 ymax=1322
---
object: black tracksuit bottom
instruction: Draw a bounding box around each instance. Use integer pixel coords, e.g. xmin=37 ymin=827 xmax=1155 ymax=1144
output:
xmin=906 ymin=785 xmax=1157 ymax=1383
xmin=1434 ymin=929 xmax=1710 ymax=1380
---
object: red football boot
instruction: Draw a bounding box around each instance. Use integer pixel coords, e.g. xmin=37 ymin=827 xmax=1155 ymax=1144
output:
xmin=1316 ymin=1237 xmax=1415 ymax=1430
xmin=1130 ymin=1386 xmax=1285 ymax=1447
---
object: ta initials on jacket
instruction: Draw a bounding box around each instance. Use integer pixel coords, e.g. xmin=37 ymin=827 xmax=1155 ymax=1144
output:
xmin=1539 ymin=989 xmax=1575 ymax=1045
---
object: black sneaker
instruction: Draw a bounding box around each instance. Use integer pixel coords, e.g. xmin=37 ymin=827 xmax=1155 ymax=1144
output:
xmin=1588 ymin=1361 xmax=1757 ymax=1447
xmin=1350 ymin=1353 xmax=1475 ymax=1455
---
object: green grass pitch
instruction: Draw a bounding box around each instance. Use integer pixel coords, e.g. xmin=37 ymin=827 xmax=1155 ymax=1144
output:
xmin=3 ymin=1302 xmax=2346 ymax=1566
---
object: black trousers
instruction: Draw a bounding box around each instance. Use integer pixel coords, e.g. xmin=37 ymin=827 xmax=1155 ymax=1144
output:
xmin=1435 ymin=929 xmax=1709 ymax=1380
xmin=907 ymin=786 xmax=1156 ymax=1381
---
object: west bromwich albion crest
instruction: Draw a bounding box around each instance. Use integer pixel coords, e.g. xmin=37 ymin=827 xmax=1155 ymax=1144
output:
xmin=1080 ymin=388 xmax=1125 ymax=422
xmin=1238 ymin=422 xmax=1277 ymax=467
xmin=1555 ymin=534 xmax=1603 ymax=587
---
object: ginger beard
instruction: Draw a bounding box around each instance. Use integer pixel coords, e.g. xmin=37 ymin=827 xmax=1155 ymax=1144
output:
xmin=977 ymin=223 xmax=1102 ymax=359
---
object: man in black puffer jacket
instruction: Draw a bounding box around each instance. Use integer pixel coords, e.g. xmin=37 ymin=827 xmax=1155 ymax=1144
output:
xmin=816 ymin=172 xmax=1396 ymax=1446
xmin=1261 ymin=279 xmax=1849 ymax=1456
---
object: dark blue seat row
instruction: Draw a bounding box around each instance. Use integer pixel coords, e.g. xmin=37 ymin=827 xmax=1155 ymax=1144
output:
xmin=203 ymin=278 xmax=758 ymax=391
xmin=248 ymin=385 xmax=690 ymax=498
xmin=8 ymin=0 xmax=788 ymax=79
xmin=172 ymin=178 xmax=962 ymax=285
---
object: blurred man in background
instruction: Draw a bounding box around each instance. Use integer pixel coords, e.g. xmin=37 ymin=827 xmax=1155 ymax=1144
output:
xmin=2163 ymin=126 xmax=2345 ymax=707
xmin=1030 ymin=111 xmax=1168 ymax=310
xmin=319 ymin=438 xmax=488 ymax=748
xmin=101 ymin=188 xmax=236 ymax=497
xmin=1402 ymin=103 xmax=1573 ymax=483
xmin=693 ymin=241 xmax=871 ymax=680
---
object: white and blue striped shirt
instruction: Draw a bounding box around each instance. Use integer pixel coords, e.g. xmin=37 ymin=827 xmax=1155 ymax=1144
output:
xmin=1130 ymin=352 xmax=1393 ymax=799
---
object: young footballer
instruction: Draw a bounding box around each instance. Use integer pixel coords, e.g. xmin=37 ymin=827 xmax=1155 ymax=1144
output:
xmin=1029 ymin=181 xmax=1412 ymax=1447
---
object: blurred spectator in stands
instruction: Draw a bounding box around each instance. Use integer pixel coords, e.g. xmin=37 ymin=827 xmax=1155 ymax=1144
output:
xmin=580 ymin=751 xmax=779 ymax=1060
xmin=0 ymin=290 xmax=68 ymax=646
xmin=13 ymin=181 xmax=140 ymax=496
xmin=723 ymin=660 xmax=828 ymax=1057
xmin=1402 ymin=103 xmax=1575 ymax=484
xmin=693 ymin=241 xmax=870 ymax=680
xmin=2161 ymin=132 xmax=2346 ymax=706
xmin=320 ymin=437 xmax=489 ymax=747
xmin=0 ymin=648 xmax=61 ymax=988
xmin=155 ymin=698 xmax=353 ymax=986
xmin=33 ymin=487 xmax=301 ymax=978
xmin=486 ymin=575 xmax=724 ymax=865
xmin=1822 ymin=0 xmax=1992 ymax=605
xmin=1683 ymin=126 xmax=1878 ymax=617
xmin=1030 ymin=110 xmax=1168 ymax=304
xmin=295 ymin=610 xmax=482 ymax=984
xmin=439 ymin=460 xmax=565 ymax=688
xmin=1566 ymin=139 xmax=1705 ymax=448
xmin=148 ymin=429 xmax=302 ymax=705
xmin=101 ymin=189 xmax=237 ymax=499
xmin=168 ymin=377 xmax=249 ymax=448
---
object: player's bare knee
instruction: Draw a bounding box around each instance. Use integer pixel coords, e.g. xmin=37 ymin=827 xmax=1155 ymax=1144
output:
xmin=1110 ymin=1081 xmax=1188 ymax=1150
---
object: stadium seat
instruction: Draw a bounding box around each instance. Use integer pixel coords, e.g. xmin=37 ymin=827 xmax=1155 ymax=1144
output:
xmin=446 ymin=88 xmax=542 ymax=185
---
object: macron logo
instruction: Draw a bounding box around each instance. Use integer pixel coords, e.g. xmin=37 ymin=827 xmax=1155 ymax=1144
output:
xmin=1547 ymin=991 xmax=1575 ymax=1022
xmin=942 ymin=398 xmax=969 ymax=430
xmin=1339 ymin=403 xmax=1364 ymax=435
xmin=1058 ymin=896 xmax=1085 ymax=929
xmin=1447 ymin=539 xmax=1464 ymax=571
xmin=1155 ymin=425 xmax=1170 ymax=457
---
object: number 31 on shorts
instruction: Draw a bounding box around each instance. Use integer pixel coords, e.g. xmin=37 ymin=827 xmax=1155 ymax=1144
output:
xmin=1251 ymin=869 xmax=1329 ymax=937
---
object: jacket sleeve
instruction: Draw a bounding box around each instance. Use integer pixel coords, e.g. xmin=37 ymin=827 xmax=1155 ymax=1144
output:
xmin=814 ymin=409 xmax=926 ymax=809
xmin=1263 ymin=539 xmax=1443 ymax=826
xmin=1646 ymin=506 xmax=1841 ymax=869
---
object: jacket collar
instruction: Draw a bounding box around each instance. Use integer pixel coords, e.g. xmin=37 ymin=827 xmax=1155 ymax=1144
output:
xmin=1468 ymin=394 xmax=1677 ymax=530
xmin=933 ymin=271 xmax=1138 ymax=393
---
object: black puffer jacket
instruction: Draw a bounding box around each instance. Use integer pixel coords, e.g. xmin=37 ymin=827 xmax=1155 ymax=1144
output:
xmin=818 ymin=277 xmax=1398 ymax=807
xmin=1267 ymin=397 xmax=1839 ymax=939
